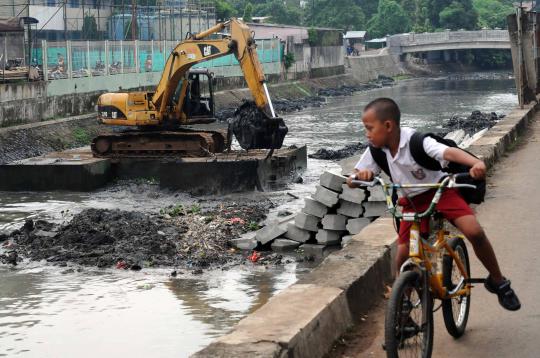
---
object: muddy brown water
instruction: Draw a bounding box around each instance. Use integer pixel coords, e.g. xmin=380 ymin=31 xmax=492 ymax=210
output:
xmin=0 ymin=73 xmax=517 ymax=357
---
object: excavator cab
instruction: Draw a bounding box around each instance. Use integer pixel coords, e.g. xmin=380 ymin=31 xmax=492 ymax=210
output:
xmin=183 ymin=69 xmax=215 ymax=118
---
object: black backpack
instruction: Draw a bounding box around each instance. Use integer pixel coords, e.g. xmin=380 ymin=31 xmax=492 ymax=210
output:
xmin=369 ymin=132 xmax=486 ymax=205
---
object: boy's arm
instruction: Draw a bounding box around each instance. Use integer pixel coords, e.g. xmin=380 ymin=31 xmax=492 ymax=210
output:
xmin=346 ymin=148 xmax=380 ymax=187
xmin=443 ymin=148 xmax=486 ymax=179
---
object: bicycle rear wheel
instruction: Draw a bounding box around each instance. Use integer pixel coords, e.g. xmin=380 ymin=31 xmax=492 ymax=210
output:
xmin=385 ymin=270 xmax=434 ymax=358
xmin=442 ymin=236 xmax=471 ymax=338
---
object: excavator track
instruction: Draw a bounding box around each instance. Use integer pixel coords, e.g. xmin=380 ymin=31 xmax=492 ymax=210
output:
xmin=91 ymin=129 xmax=228 ymax=158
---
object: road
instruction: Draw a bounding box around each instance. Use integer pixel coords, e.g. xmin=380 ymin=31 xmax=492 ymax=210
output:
xmin=329 ymin=116 xmax=540 ymax=357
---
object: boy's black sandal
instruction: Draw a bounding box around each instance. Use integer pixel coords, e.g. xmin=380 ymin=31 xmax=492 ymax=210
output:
xmin=484 ymin=275 xmax=521 ymax=311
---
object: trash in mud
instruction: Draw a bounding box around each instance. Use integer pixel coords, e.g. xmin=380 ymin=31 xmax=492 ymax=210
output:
xmin=2 ymin=201 xmax=271 ymax=270
xmin=228 ymin=100 xmax=288 ymax=150
xmin=444 ymin=110 xmax=504 ymax=135
xmin=309 ymin=142 xmax=367 ymax=160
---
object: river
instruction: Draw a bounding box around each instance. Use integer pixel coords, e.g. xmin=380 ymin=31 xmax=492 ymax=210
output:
xmin=0 ymin=73 xmax=517 ymax=357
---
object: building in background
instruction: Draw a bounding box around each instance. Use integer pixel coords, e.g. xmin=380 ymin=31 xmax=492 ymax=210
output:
xmin=344 ymin=31 xmax=367 ymax=55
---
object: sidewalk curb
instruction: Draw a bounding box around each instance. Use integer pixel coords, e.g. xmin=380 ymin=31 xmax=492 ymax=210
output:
xmin=192 ymin=100 xmax=539 ymax=358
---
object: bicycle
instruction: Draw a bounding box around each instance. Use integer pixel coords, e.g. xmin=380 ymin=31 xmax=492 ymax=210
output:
xmin=353 ymin=174 xmax=486 ymax=358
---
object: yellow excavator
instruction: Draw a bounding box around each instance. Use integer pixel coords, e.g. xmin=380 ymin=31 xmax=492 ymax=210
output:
xmin=92 ymin=18 xmax=287 ymax=158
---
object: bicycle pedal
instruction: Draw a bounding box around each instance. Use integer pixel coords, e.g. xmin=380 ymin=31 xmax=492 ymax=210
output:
xmin=465 ymin=278 xmax=487 ymax=284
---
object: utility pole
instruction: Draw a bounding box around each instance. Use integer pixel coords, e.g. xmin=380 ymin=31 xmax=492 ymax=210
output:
xmin=131 ymin=0 xmax=137 ymax=40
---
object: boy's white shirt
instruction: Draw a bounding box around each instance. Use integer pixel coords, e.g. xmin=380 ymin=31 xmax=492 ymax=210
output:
xmin=354 ymin=127 xmax=450 ymax=196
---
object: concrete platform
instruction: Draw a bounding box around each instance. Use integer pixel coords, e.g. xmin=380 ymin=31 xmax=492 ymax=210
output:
xmin=0 ymin=149 xmax=111 ymax=191
xmin=0 ymin=146 xmax=307 ymax=193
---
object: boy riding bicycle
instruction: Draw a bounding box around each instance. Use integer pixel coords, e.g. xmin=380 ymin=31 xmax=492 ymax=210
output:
xmin=347 ymin=98 xmax=520 ymax=311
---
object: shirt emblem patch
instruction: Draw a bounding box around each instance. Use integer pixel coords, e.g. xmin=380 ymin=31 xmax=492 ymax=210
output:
xmin=411 ymin=168 xmax=426 ymax=180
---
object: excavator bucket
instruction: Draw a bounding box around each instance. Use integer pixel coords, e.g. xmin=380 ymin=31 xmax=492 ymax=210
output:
xmin=229 ymin=101 xmax=288 ymax=150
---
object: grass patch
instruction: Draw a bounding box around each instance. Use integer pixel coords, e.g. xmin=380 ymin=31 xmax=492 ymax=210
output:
xmin=72 ymin=127 xmax=91 ymax=145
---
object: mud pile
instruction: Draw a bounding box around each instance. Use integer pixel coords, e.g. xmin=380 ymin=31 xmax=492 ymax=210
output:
xmin=444 ymin=110 xmax=504 ymax=134
xmin=1 ymin=202 xmax=270 ymax=269
xmin=228 ymin=101 xmax=288 ymax=149
xmin=309 ymin=142 xmax=367 ymax=160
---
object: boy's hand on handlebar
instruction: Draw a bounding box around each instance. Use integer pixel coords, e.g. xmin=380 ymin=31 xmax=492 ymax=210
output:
xmin=469 ymin=161 xmax=486 ymax=180
xmin=347 ymin=170 xmax=374 ymax=188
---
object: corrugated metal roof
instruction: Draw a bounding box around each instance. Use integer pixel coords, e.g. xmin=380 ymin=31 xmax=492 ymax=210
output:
xmin=344 ymin=31 xmax=367 ymax=39
xmin=0 ymin=17 xmax=23 ymax=32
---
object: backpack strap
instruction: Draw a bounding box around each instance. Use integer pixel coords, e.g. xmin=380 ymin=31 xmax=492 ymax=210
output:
xmin=368 ymin=145 xmax=399 ymax=232
xmin=369 ymin=145 xmax=392 ymax=180
xmin=409 ymin=132 xmax=443 ymax=172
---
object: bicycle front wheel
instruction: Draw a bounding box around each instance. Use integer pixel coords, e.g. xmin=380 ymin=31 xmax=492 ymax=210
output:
xmin=385 ymin=270 xmax=434 ymax=358
xmin=442 ymin=236 xmax=471 ymax=338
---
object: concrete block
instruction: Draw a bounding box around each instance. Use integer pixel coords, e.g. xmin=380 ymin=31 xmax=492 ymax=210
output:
xmin=315 ymin=229 xmax=342 ymax=246
xmin=336 ymin=199 xmax=364 ymax=218
xmin=255 ymin=225 xmax=287 ymax=245
xmin=339 ymin=184 xmax=366 ymax=204
xmin=294 ymin=212 xmax=320 ymax=232
xmin=367 ymin=186 xmax=386 ymax=202
xmin=299 ymin=243 xmax=326 ymax=256
xmin=302 ymin=197 xmax=328 ymax=218
xmin=231 ymin=232 xmax=258 ymax=250
xmin=363 ymin=201 xmax=387 ymax=218
xmin=341 ymin=235 xmax=353 ymax=247
xmin=346 ymin=218 xmax=371 ymax=235
xmin=313 ymin=185 xmax=340 ymax=207
xmin=271 ymin=239 xmax=301 ymax=252
xmin=319 ymin=171 xmax=347 ymax=192
xmin=321 ymin=214 xmax=347 ymax=231
xmin=284 ymin=223 xmax=312 ymax=243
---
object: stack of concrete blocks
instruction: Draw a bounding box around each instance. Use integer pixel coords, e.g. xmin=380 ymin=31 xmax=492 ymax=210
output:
xmin=231 ymin=171 xmax=389 ymax=253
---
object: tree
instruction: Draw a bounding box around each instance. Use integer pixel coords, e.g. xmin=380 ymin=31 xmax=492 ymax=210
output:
xmin=439 ymin=1 xmax=478 ymax=30
xmin=356 ymin=0 xmax=379 ymax=18
xmin=473 ymin=0 xmax=513 ymax=29
xmin=243 ymin=3 xmax=254 ymax=22
xmin=368 ymin=0 xmax=411 ymax=38
xmin=310 ymin=0 xmax=366 ymax=30
xmin=255 ymin=0 xmax=303 ymax=26
xmin=214 ymin=0 xmax=236 ymax=21
xmin=82 ymin=15 xmax=98 ymax=40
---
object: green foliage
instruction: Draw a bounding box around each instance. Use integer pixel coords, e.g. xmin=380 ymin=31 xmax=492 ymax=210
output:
xmin=243 ymin=2 xmax=254 ymax=22
xmin=368 ymin=0 xmax=411 ymax=38
xmin=160 ymin=204 xmax=185 ymax=217
xmin=247 ymin=221 xmax=260 ymax=231
xmin=439 ymin=1 xmax=478 ymax=30
xmin=72 ymin=127 xmax=90 ymax=144
xmin=308 ymin=0 xmax=366 ymax=30
xmin=190 ymin=204 xmax=202 ymax=214
xmin=283 ymin=52 xmax=295 ymax=70
xmin=259 ymin=0 xmax=303 ymax=26
xmin=473 ymin=0 xmax=513 ymax=29
xmin=470 ymin=49 xmax=512 ymax=68
xmin=308 ymin=27 xmax=319 ymax=45
xmin=214 ymin=0 xmax=237 ymax=21
xmin=82 ymin=15 xmax=98 ymax=40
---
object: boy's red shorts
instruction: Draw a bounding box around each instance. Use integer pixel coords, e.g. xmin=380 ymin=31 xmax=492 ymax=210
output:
xmin=397 ymin=188 xmax=474 ymax=245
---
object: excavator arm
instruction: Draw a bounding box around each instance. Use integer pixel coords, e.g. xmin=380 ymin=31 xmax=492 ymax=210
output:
xmin=152 ymin=18 xmax=276 ymax=119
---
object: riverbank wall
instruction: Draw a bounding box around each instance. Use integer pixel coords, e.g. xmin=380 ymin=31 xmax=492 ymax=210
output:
xmin=193 ymin=98 xmax=540 ymax=357
xmin=345 ymin=48 xmax=405 ymax=82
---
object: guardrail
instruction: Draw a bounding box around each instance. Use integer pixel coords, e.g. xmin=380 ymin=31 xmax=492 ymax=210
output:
xmin=387 ymin=30 xmax=509 ymax=51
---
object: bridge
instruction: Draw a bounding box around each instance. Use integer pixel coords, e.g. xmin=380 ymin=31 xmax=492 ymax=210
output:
xmin=387 ymin=29 xmax=510 ymax=56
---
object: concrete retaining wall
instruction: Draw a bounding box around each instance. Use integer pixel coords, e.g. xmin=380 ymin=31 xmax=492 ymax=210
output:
xmin=192 ymin=99 xmax=539 ymax=357
xmin=346 ymin=49 xmax=404 ymax=82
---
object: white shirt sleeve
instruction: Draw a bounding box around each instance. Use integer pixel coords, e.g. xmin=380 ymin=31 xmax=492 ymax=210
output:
xmin=354 ymin=148 xmax=381 ymax=174
xmin=423 ymin=137 xmax=449 ymax=167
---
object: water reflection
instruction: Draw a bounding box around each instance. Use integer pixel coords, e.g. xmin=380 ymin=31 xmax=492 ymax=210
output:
xmin=0 ymin=264 xmax=299 ymax=357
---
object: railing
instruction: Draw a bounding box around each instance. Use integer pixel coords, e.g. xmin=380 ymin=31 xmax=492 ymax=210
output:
xmin=30 ymin=38 xmax=282 ymax=81
xmin=388 ymin=30 xmax=509 ymax=48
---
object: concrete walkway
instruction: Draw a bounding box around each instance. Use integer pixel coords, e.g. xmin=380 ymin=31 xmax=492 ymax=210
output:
xmin=330 ymin=115 xmax=540 ymax=357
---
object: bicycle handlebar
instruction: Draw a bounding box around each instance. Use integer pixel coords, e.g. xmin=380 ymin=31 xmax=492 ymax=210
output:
xmin=349 ymin=173 xmax=478 ymax=220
